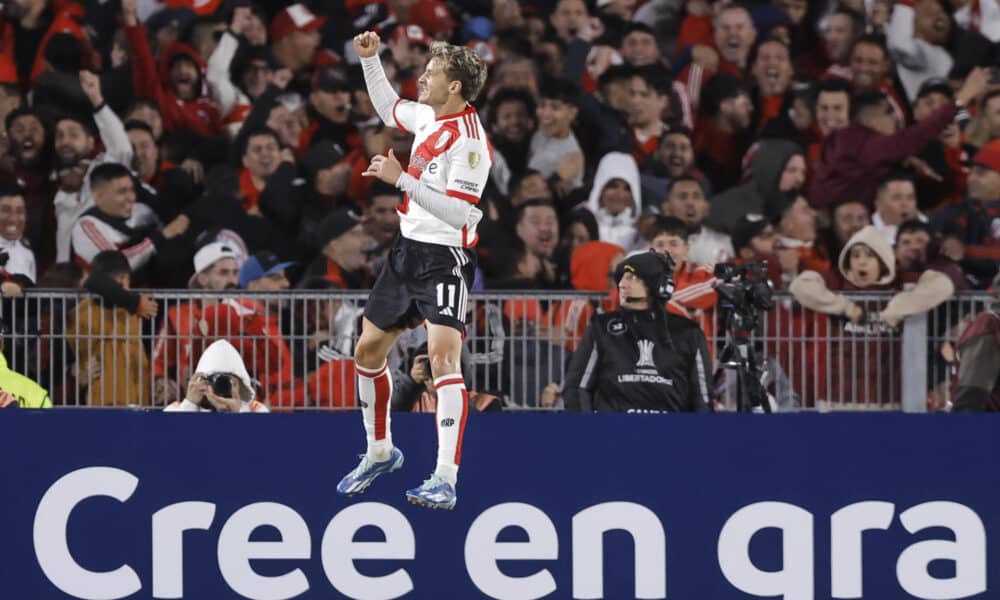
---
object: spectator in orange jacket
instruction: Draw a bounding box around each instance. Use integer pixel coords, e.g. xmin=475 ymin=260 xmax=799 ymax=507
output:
xmin=122 ymin=0 xmax=221 ymax=135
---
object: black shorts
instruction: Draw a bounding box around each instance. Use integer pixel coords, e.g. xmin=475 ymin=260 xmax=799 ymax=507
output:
xmin=364 ymin=236 xmax=476 ymax=332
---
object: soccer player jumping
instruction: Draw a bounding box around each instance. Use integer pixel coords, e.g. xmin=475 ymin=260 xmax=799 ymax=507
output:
xmin=336 ymin=31 xmax=492 ymax=510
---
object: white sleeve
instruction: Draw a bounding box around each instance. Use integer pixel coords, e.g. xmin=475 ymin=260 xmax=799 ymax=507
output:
xmin=94 ymin=104 xmax=133 ymax=166
xmin=164 ymin=399 xmax=200 ymax=412
xmin=360 ymin=55 xmax=425 ymax=132
xmin=72 ymin=217 xmax=156 ymax=270
xmin=206 ymin=31 xmax=242 ymax=119
xmin=396 ymin=173 xmax=480 ymax=230
xmin=444 ymin=136 xmax=490 ymax=203
xmin=887 ymin=2 xmax=926 ymax=69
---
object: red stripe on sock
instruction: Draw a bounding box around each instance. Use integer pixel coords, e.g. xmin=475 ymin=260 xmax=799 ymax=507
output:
xmin=454 ymin=389 xmax=469 ymax=465
xmin=357 ymin=363 xmax=387 ymax=378
xmin=434 ymin=377 xmax=465 ymax=390
xmin=374 ymin=371 xmax=390 ymax=440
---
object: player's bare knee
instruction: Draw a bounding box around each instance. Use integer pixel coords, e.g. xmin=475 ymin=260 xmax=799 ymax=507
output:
xmin=428 ymin=352 xmax=461 ymax=378
xmin=354 ymin=336 xmax=387 ymax=370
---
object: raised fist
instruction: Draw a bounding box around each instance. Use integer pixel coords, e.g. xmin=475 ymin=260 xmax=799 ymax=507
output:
xmin=353 ymin=31 xmax=381 ymax=59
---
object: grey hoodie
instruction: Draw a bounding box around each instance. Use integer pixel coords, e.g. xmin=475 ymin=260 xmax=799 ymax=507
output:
xmin=707 ymin=139 xmax=803 ymax=234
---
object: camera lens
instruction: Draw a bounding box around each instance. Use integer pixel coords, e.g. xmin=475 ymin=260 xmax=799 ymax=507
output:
xmin=208 ymin=373 xmax=233 ymax=398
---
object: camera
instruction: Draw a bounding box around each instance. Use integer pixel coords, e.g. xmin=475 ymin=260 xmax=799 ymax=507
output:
xmin=713 ymin=261 xmax=776 ymax=413
xmin=197 ymin=373 xmax=236 ymax=411
xmin=713 ymin=261 xmax=774 ymax=331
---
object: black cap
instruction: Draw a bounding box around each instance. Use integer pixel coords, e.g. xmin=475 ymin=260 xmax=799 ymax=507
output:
xmin=916 ymin=77 xmax=954 ymax=101
xmin=300 ymin=141 xmax=345 ymax=179
xmin=146 ymin=6 xmax=197 ymax=38
xmin=44 ymin=33 xmax=82 ymax=73
xmin=317 ymin=207 xmax=364 ymax=246
xmin=731 ymin=213 xmax=769 ymax=252
xmin=313 ymin=66 xmax=351 ymax=93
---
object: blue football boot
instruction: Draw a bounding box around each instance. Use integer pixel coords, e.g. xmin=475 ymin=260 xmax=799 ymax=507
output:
xmin=336 ymin=447 xmax=404 ymax=496
xmin=405 ymin=474 xmax=457 ymax=510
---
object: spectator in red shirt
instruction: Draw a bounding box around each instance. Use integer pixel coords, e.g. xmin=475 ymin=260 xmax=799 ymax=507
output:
xmin=649 ymin=216 xmax=718 ymax=322
xmin=750 ymin=36 xmax=794 ymax=130
xmin=677 ymin=4 xmax=756 ymax=111
xmin=152 ymin=240 xmax=242 ymax=404
xmin=200 ymin=252 xmax=295 ymax=406
xmin=122 ymin=0 xmax=221 ymax=136
xmin=694 ymin=73 xmax=754 ymax=191
xmin=627 ymin=65 xmax=672 ymax=166
xmin=770 ymin=192 xmax=831 ymax=280
xmin=269 ymin=3 xmax=325 ymax=77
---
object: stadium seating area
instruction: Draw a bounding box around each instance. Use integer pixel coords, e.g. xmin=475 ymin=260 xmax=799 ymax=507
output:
xmin=0 ymin=0 xmax=997 ymax=410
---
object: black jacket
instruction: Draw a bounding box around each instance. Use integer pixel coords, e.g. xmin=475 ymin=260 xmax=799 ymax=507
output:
xmin=564 ymin=308 xmax=713 ymax=413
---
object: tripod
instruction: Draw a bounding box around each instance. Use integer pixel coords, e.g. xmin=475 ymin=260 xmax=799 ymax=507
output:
xmin=715 ymin=308 xmax=772 ymax=413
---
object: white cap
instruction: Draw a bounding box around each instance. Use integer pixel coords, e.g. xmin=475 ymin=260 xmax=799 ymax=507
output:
xmin=193 ymin=242 xmax=242 ymax=274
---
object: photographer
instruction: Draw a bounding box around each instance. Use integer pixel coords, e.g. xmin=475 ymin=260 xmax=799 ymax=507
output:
xmin=164 ymin=339 xmax=268 ymax=413
xmin=563 ymin=251 xmax=713 ymax=413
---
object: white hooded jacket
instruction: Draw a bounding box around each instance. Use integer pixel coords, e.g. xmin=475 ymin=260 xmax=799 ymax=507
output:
xmin=586 ymin=152 xmax=643 ymax=252
xmin=164 ymin=340 xmax=268 ymax=412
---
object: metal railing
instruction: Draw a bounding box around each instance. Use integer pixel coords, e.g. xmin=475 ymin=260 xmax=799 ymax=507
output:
xmin=2 ymin=290 xmax=993 ymax=411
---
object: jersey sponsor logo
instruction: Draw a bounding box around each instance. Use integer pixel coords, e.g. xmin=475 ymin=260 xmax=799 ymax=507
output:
xmin=439 ymin=307 xmax=454 ymax=317
xmin=453 ymin=178 xmax=480 ymax=194
xmin=607 ymin=319 xmax=626 ymax=335
xmin=468 ymin=151 xmax=480 ymax=168
xmin=428 ymin=163 xmax=438 ymax=174
xmin=636 ymin=340 xmax=656 ymax=368
xmin=616 ymin=373 xmax=673 ymax=385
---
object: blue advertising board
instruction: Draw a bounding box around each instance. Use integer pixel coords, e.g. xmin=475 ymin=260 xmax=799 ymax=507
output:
xmin=0 ymin=411 xmax=995 ymax=599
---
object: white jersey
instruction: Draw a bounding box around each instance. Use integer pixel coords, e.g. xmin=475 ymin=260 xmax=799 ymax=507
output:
xmin=390 ymin=100 xmax=493 ymax=248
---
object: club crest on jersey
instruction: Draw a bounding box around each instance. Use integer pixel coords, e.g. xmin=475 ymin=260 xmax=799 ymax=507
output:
xmin=468 ymin=151 xmax=481 ymax=168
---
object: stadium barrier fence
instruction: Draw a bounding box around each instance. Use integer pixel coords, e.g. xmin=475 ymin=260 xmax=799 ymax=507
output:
xmin=2 ymin=290 xmax=993 ymax=411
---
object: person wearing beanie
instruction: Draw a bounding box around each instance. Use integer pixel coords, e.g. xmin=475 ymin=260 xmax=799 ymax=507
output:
xmin=563 ymin=250 xmax=713 ymax=413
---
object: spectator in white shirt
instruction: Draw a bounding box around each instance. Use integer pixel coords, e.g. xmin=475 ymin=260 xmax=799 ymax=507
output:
xmin=660 ymin=176 xmax=733 ymax=266
xmin=872 ymin=171 xmax=926 ymax=245
xmin=0 ymin=181 xmax=36 ymax=283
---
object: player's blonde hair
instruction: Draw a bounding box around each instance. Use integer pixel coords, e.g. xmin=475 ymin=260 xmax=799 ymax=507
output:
xmin=429 ymin=41 xmax=488 ymax=102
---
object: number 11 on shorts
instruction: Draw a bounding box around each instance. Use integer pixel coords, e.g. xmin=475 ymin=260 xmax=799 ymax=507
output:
xmin=436 ymin=282 xmax=456 ymax=312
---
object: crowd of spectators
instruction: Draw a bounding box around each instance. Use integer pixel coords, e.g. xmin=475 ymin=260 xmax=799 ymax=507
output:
xmin=0 ymin=0 xmax=996 ymax=410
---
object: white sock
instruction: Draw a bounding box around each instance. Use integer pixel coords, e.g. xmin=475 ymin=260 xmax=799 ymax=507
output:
xmin=357 ymin=362 xmax=393 ymax=461
xmin=433 ymin=374 xmax=468 ymax=486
